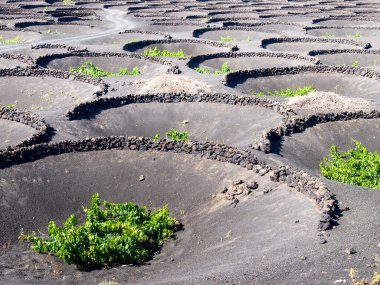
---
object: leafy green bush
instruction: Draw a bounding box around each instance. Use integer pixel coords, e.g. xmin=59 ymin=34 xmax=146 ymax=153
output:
xmin=69 ymin=61 xmax=141 ymax=77
xmin=118 ymin=67 xmax=141 ymax=76
xmin=220 ymin=36 xmax=235 ymax=42
xmin=352 ymin=61 xmax=360 ymax=68
xmin=46 ymin=29 xmax=66 ymax=35
xmin=143 ymin=47 xmax=186 ymax=57
xmin=195 ymin=62 xmax=232 ymax=74
xmin=320 ymin=140 xmax=380 ymax=189
xmin=21 ymin=193 xmax=177 ymax=267
xmin=254 ymin=85 xmax=316 ymax=97
xmin=0 ymin=36 xmax=25 ymax=45
xmin=323 ymin=32 xmax=335 ymax=38
xmin=347 ymin=32 xmax=362 ymax=39
xmin=62 ymin=0 xmax=75 ymax=4
xmin=153 ymin=129 xmax=189 ymax=142
xmin=166 ymin=128 xmax=189 ymax=142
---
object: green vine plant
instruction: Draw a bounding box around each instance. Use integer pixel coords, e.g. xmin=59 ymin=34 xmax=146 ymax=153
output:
xmin=220 ymin=36 xmax=236 ymax=43
xmin=320 ymin=140 xmax=380 ymax=190
xmin=323 ymin=32 xmax=335 ymax=38
xmin=62 ymin=0 xmax=75 ymax=4
xmin=153 ymin=133 xmax=160 ymax=142
xmin=0 ymin=36 xmax=25 ymax=45
xmin=143 ymin=47 xmax=187 ymax=57
xmin=20 ymin=193 xmax=177 ymax=267
xmin=69 ymin=61 xmax=141 ymax=77
xmin=352 ymin=61 xmax=360 ymax=68
xmin=347 ymin=32 xmax=362 ymax=39
xmin=153 ymin=128 xmax=189 ymax=142
xmin=254 ymin=85 xmax=316 ymax=97
xmin=46 ymin=29 xmax=66 ymax=35
xmin=166 ymin=128 xmax=189 ymax=142
xmin=0 ymin=103 xmax=18 ymax=109
xmin=195 ymin=62 xmax=232 ymax=74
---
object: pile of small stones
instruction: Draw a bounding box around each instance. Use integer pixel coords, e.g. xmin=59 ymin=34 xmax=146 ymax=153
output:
xmin=220 ymin=179 xmax=259 ymax=207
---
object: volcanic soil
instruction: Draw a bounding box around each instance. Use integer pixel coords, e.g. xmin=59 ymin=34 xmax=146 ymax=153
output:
xmin=0 ymin=0 xmax=379 ymax=285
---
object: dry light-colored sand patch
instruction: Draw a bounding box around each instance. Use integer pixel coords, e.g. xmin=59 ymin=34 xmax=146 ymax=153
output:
xmin=134 ymin=75 xmax=213 ymax=94
xmin=286 ymin=91 xmax=372 ymax=113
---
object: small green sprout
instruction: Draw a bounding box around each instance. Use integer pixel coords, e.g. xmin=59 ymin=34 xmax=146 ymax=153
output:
xmin=323 ymin=32 xmax=335 ymax=38
xmin=352 ymin=61 xmax=360 ymax=68
xmin=220 ymin=36 xmax=236 ymax=43
xmin=143 ymin=47 xmax=186 ymax=57
xmin=0 ymin=36 xmax=25 ymax=45
xmin=153 ymin=134 xmax=160 ymax=142
xmin=347 ymin=32 xmax=362 ymax=39
xmin=69 ymin=61 xmax=141 ymax=77
xmin=195 ymin=62 xmax=232 ymax=74
xmin=253 ymin=85 xmax=317 ymax=97
xmin=166 ymin=128 xmax=188 ymax=142
xmin=46 ymin=29 xmax=66 ymax=35
xmin=62 ymin=0 xmax=75 ymax=5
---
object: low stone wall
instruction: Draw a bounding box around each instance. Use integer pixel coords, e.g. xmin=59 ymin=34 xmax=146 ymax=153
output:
xmin=308 ymin=48 xmax=380 ymax=56
xmin=0 ymin=106 xmax=48 ymax=148
xmin=34 ymin=50 xmax=180 ymax=73
xmin=65 ymin=92 xmax=281 ymax=120
xmin=0 ymin=135 xmax=338 ymax=238
xmin=223 ymin=20 xmax=305 ymax=29
xmin=192 ymin=26 xmax=285 ymax=37
xmin=118 ymin=29 xmax=171 ymax=39
xmin=304 ymin=25 xmax=380 ymax=32
xmin=0 ymin=53 xmax=34 ymax=66
xmin=254 ymin=110 xmax=380 ymax=152
xmin=31 ymin=43 xmax=86 ymax=51
xmin=0 ymin=67 xmax=107 ymax=97
xmin=261 ymin=37 xmax=371 ymax=49
xmin=222 ymin=65 xmax=380 ymax=87
xmin=123 ymin=38 xmax=239 ymax=54
xmin=187 ymin=51 xmax=319 ymax=69
xmin=14 ymin=20 xmax=92 ymax=28
xmin=311 ymin=15 xmax=380 ymax=25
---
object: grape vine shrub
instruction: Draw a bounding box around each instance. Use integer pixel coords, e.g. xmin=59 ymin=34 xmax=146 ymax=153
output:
xmin=347 ymin=32 xmax=362 ymax=39
xmin=69 ymin=61 xmax=141 ymax=77
xmin=0 ymin=36 xmax=25 ymax=45
xmin=195 ymin=62 xmax=232 ymax=74
xmin=143 ymin=47 xmax=186 ymax=57
xmin=320 ymin=140 xmax=380 ymax=190
xmin=153 ymin=128 xmax=189 ymax=142
xmin=220 ymin=36 xmax=236 ymax=42
xmin=21 ymin=193 xmax=177 ymax=267
xmin=254 ymin=85 xmax=316 ymax=97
